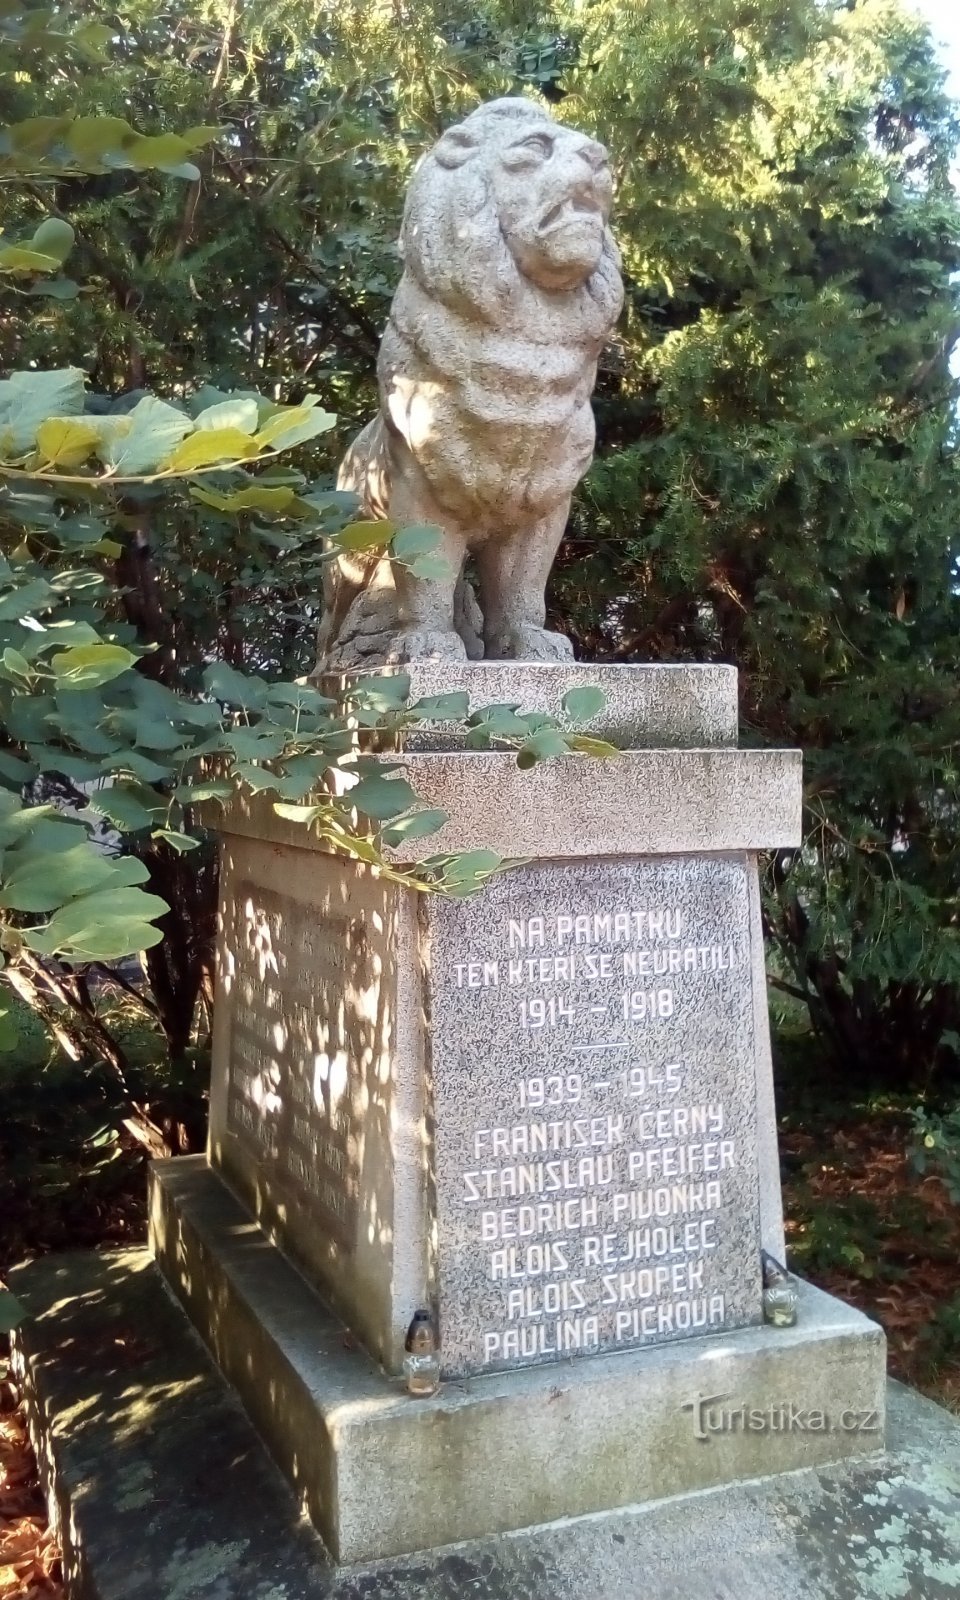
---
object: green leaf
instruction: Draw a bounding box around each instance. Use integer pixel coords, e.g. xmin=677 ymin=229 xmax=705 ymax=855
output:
xmin=0 ymin=367 xmax=86 ymax=456
xmin=52 ymin=118 xmax=220 ymax=176
xmin=436 ymin=848 xmax=504 ymax=894
xmin=0 ymin=1288 xmax=25 ymax=1332
xmin=264 ymin=681 xmax=336 ymax=712
xmin=349 ymin=772 xmax=421 ymax=821
xmin=1 ymin=647 xmax=31 ymax=679
xmin=96 ymin=395 xmax=192 ymax=475
xmin=203 ymin=661 xmax=267 ymax=710
xmin=408 ymin=553 xmax=456 ymax=580
xmin=332 ymin=520 xmax=394 ymax=553
xmin=516 ymin=728 xmax=571 ymax=769
xmin=272 ymin=754 xmax=329 ymax=799
xmin=0 ymin=750 xmax=34 ymax=786
xmin=159 ymin=427 xmax=261 ymax=473
xmin=225 ymin=726 xmax=285 ymax=760
xmin=561 ymin=685 xmax=608 ymax=721
xmin=152 ymin=828 xmax=200 ymax=853
xmin=29 ymin=217 xmax=75 ymax=262
xmin=391 ymin=525 xmax=444 ymax=561
xmin=0 ymin=577 xmax=54 ymax=621
xmin=101 ymin=750 xmax=173 ymax=784
xmin=173 ymin=779 xmax=234 ymax=804
xmin=410 ymin=691 xmax=471 ymax=720
xmin=24 ymin=276 xmax=79 ymax=300
xmin=345 ymin=672 xmax=410 ymax=712
xmin=254 ymin=404 xmax=336 ymax=452
xmin=0 ymin=843 xmax=149 ymax=912
xmin=65 ymin=114 xmax=137 ymax=165
xmin=232 ymin=762 xmax=282 ymax=794
xmin=467 ymin=706 xmax=539 ymax=743
xmin=87 ymin=785 xmax=160 ymax=831
xmin=11 ymin=816 xmax=85 ymax=854
xmin=272 ymin=803 xmax=322 ymax=825
xmin=50 ymin=642 xmax=137 ymax=688
xmin=192 ymin=397 xmax=260 ymax=435
xmin=382 ymin=808 xmax=449 ymax=846
xmin=24 ymin=885 xmax=168 ymax=961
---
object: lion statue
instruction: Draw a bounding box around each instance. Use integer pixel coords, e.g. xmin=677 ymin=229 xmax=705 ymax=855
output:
xmin=316 ymin=96 xmax=623 ymax=669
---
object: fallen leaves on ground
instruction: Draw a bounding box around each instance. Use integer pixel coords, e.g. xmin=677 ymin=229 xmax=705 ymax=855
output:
xmin=782 ymin=1112 xmax=960 ymax=1408
xmin=0 ymin=1370 xmax=62 ymax=1600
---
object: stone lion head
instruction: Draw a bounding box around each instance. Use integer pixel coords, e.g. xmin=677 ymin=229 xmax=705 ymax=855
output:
xmin=399 ymin=98 xmax=622 ymax=329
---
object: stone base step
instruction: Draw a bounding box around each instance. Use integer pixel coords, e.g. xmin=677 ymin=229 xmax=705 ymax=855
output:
xmin=9 ymin=1243 xmax=960 ymax=1599
xmin=146 ymin=1156 xmax=886 ymax=1562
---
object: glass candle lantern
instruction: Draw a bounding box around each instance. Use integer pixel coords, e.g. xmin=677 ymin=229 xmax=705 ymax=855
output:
xmin=761 ymin=1251 xmax=799 ymax=1328
xmin=403 ymin=1309 xmax=440 ymax=1397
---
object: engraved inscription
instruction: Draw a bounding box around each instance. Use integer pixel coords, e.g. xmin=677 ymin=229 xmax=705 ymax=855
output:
xmin=426 ymin=856 xmax=764 ymax=1377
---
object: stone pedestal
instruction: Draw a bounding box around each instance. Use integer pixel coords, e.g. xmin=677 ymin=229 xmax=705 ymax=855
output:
xmin=152 ymin=663 xmax=887 ymax=1560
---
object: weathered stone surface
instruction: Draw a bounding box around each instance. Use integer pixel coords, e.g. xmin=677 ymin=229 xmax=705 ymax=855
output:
xmin=213 ymin=746 xmax=802 ymax=863
xmin=317 ymin=98 xmax=623 ymax=669
xmin=143 ymin=1169 xmax=884 ymax=1562
xmin=205 ymin=832 xmax=791 ymax=1377
xmin=425 ymin=856 xmax=765 ymax=1377
xmin=328 ymin=661 xmax=740 ymax=750
xmin=11 ymin=1227 xmax=947 ymax=1600
xmin=189 ymin=660 xmax=809 ymax=1555
xmin=204 ymin=702 xmax=799 ymax=1374
xmin=207 ymin=840 xmax=429 ymax=1373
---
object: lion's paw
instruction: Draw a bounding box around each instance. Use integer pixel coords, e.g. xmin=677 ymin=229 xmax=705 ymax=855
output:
xmin=487 ymin=625 xmax=575 ymax=663
xmin=387 ymin=628 xmax=469 ymax=665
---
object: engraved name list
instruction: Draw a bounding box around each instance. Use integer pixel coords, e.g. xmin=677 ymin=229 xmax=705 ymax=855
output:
xmin=427 ymin=856 xmax=764 ymax=1377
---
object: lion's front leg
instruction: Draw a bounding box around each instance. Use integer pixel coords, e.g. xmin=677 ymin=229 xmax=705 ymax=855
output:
xmin=476 ymin=510 xmax=574 ymax=662
xmin=383 ymin=470 xmax=472 ymax=664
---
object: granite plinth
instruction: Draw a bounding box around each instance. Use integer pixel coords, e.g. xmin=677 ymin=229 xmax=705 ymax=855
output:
xmin=145 ymin=1161 xmax=886 ymax=1564
xmin=328 ymin=661 xmax=740 ymax=750
xmin=207 ymin=832 xmax=791 ymax=1377
xmin=213 ymin=745 xmax=802 ymax=861
xmin=194 ymin=661 xmax=807 ymax=1554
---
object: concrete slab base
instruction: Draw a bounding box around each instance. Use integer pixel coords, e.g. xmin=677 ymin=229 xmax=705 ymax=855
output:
xmin=8 ymin=1245 xmax=960 ymax=1600
xmin=144 ymin=1157 xmax=886 ymax=1562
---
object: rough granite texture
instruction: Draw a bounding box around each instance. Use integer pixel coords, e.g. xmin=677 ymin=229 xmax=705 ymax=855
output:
xmin=424 ymin=856 xmax=764 ymax=1377
xmin=12 ymin=1241 xmax=950 ymax=1600
xmin=212 ymin=747 xmax=802 ymax=862
xmin=206 ymin=838 xmax=429 ymax=1374
xmin=317 ymin=99 xmax=623 ymax=669
xmin=204 ymin=839 xmax=790 ymax=1378
xmin=145 ymin=1167 xmax=885 ymax=1563
xmin=187 ymin=661 xmax=808 ymax=1558
xmin=329 ymin=661 xmax=740 ymax=750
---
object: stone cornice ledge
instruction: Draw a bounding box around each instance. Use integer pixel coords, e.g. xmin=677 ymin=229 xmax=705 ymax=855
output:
xmin=214 ymin=747 xmax=803 ymax=863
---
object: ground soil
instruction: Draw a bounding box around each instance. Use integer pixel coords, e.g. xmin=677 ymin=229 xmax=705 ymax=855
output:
xmin=0 ymin=1379 xmax=61 ymax=1600
xmin=781 ymin=1109 xmax=960 ymax=1408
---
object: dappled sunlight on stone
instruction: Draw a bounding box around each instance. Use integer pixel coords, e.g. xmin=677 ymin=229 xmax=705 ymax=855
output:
xmin=197 ymin=835 xmax=425 ymax=1372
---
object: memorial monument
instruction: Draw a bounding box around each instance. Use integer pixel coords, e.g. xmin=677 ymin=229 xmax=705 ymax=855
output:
xmin=146 ymin=95 xmax=886 ymax=1565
